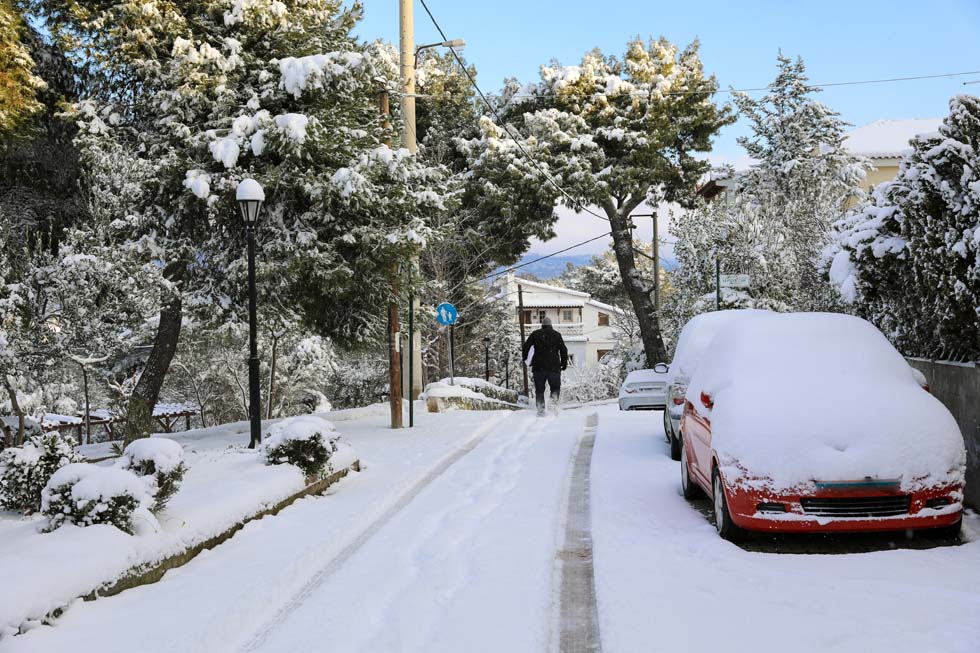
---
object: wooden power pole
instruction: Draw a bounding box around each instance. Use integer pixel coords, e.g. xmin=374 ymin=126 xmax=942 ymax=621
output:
xmin=518 ymin=283 xmax=529 ymax=397
xmin=380 ymin=87 xmax=403 ymax=428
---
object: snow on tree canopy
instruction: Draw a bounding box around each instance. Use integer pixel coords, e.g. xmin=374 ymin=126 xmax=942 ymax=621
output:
xmin=118 ymin=438 xmax=185 ymax=476
xmin=277 ymin=53 xmax=366 ymax=98
xmin=687 ymin=312 xmax=966 ymax=492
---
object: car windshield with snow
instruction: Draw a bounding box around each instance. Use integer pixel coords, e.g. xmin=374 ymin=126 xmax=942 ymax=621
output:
xmin=680 ymin=312 xmax=967 ymax=541
xmin=662 ymin=309 xmax=772 ymax=460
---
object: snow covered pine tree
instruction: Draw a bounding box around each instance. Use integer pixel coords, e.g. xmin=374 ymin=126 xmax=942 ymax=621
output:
xmin=826 ymin=95 xmax=980 ymax=359
xmin=40 ymin=0 xmax=445 ymax=441
xmin=458 ymin=38 xmax=733 ymax=366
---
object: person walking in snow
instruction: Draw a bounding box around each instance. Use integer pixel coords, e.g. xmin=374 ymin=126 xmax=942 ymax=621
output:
xmin=522 ymin=316 xmax=569 ymax=416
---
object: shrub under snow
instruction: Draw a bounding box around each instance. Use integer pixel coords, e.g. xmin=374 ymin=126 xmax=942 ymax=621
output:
xmin=41 ymin=463 xmax=156 ymax=535
xmin=118 ymin=438 xmax=187 ymax=511
xmin=260 ymin=416 xmax=340 ymax=479
xmin=0 ymin=431 xmax=82 ymax=513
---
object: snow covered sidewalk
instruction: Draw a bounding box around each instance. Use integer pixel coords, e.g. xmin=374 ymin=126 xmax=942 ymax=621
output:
xmin=590 ymin=406 xmax=980 ymax=653
xmin=0 ymin=418 xmax=357 ymax=638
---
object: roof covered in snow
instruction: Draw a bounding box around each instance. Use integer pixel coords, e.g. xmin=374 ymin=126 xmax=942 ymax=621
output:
xmin=843 ymin=118 xmax=942 ymax=159
xmin=501 ymin=276 xmax=626 ymax=316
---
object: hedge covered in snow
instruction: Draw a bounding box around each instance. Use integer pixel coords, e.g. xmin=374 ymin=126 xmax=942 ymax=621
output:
xmin=118 ymin=438 xmax=187 ymax=511
xmin=0 ymin=431 xmax=82 ymax=513
xmin=260 ymin=416 xmax=341 ymax=479
xmin=41 ymin=463 xmax=157 ymax=535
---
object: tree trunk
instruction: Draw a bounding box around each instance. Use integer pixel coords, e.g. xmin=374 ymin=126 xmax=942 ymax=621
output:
xmin=2 ymin=378 xmax=25 ymax=446
xmin=604 ymin=200 xmax=668 ymax=367
xmin=124 ymin=294 xmax=182 ymax=445
xmin=266 ymin=334 xmax=280 ymax=420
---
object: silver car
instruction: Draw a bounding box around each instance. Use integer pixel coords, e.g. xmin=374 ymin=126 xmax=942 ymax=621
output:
xmin=618 ymin=365 xmax=669 ymax=411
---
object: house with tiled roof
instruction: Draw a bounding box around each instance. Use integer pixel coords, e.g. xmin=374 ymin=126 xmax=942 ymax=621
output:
xmin=498 ymin=274 xmax=626 ymax=367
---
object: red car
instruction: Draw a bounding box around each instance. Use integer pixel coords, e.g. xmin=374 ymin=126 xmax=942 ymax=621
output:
xmin=680 ymin=312 xmax=966 ymax=542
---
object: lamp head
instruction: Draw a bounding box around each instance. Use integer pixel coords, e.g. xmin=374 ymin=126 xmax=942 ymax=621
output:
xmin=236 ymin=178 xmax=265 ymax=225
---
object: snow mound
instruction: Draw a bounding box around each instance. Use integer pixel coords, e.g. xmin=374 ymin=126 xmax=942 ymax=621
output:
xmin=689 ymin=313 xmax=966 ymax=491
xmin=423 ymin=383 xmax=486 ymax=400
xmin=118 ymin=438 xmax=185 ymax=475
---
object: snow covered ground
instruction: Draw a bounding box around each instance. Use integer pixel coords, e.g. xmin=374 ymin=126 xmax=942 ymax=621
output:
xmin=5 ymin=404 xmax=979 ymax=652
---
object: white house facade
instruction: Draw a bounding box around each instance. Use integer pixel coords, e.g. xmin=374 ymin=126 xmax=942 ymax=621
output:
xmin=498 ymin=275 xmax=626 ymax=368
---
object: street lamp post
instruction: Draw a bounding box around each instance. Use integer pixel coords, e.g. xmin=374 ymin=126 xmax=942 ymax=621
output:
xmin=483 ymin=335 xmax=491 ymax=381
xmin=714 ymin=226 xmax=729 ymax=312
xmin=237 ymin=179 xmax=265 ymax=449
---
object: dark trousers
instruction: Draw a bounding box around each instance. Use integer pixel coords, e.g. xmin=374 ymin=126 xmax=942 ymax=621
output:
xmin=532 ymin=368 xmax=561 ymax=410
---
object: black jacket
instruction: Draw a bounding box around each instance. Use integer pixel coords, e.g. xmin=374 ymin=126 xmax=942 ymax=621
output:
xmin=522 ymin=325 xmax=569 ymax=372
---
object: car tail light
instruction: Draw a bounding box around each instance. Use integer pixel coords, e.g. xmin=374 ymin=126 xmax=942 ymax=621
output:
xmin=700 ymin=391 xmax=713 ymax=410
xmin=670 ymin=384 xmax=686 ymax=406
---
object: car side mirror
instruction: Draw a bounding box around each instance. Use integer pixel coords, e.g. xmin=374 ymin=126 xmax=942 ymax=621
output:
xmin=700 ymin=391 xmax=714 ymax=411
xmin=653 ymin=362 xmax=669 ymax=374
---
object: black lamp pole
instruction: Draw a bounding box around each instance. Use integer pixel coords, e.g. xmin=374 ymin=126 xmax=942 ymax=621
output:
xmin=246 ymin=225 xmax=261 ymax=449
xmin=237 ymin=179 xmax=265 ymax=449
xmin=483 ymin=336 xmax=491 ymax=381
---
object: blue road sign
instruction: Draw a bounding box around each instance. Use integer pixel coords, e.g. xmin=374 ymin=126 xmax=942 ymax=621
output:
xmin=436 ymin=302 xmax=458 ymax=326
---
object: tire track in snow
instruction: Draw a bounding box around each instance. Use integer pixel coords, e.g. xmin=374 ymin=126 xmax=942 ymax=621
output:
xmin=552 ymin=412 xmax=602 ymax=653
xmin=350 ymin=412 xmax=549 ymax=652
xmin=240 ymin=410 xmax=529 ymax=652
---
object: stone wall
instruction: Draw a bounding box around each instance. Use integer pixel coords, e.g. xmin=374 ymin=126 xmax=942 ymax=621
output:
xmin=907 ymin=358 xmax=980 ymax=509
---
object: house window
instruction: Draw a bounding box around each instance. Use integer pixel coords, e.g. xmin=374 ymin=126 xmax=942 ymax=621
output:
xmin=538 ymin=310 xmax=547 ymax=322
xmin=562 ymin=309 xmax=573 ymax=322
xmin=522 ymin=310 xmax=532 ymax=325
xmin=596 ymin=349 xmax=613 ymax=362
xmin=597 ymin=312 xmax=610 ymax=327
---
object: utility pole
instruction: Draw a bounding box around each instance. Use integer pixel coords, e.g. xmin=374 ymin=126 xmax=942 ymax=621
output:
xmin=715 ymin=256 xmax=721 ymax=311
xmin=399 ymin=0 xmax=423 ymax=403
xmin=652 ymin=215 xmax=661 ymax=316
xmin=381 ymin=86 xmax=403 ymax=428
xmin=518 ymin=284 xmax=529 ymax=397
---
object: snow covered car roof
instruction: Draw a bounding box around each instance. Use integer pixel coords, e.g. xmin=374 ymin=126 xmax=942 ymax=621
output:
xmin=669 ymin=309 xmax=772 ymax=381
xmin=689 ymin=312 xmax=966 ymax=491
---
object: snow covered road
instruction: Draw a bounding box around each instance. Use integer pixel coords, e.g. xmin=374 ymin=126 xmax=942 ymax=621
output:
xmin=6 ymin=403 xmax=980 ymax=653
xmin=247 ymin=409 xmax=587 ymax=652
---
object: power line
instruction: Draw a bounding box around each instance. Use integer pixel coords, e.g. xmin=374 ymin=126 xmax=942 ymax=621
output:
xmin=401 ymin=68 xmax=980 ymax=99
xmin=418 ymin=0 xmax=609 ymax=224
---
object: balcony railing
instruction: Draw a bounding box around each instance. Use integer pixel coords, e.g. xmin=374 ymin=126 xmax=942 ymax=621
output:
xmin=551 ymin=323 xmax=584 ymax=336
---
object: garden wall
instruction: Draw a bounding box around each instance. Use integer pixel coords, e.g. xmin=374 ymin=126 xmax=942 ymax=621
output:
xmin=907 ymin=358 xmax=980 ymax=509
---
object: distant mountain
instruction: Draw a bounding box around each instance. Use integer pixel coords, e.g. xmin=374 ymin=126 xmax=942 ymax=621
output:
xmin=502 ymin=252 xmax=678 ymax=280
xmin=510 ymin=253 xmax=594 ymax=279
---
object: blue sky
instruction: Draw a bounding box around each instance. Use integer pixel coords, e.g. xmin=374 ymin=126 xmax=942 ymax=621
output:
xmin=355 ymin=0 xmax=980 ymax=255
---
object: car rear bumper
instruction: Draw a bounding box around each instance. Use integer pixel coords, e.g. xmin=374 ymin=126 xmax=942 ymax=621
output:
xmin=725 ymin=483 xmax=964 ymax=533
xmin=618 ymin=396 xmax=667 ymax=411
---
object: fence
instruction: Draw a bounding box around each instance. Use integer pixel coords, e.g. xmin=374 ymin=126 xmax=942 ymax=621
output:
xmin=906 ymin=358 xmax=980 ymax=509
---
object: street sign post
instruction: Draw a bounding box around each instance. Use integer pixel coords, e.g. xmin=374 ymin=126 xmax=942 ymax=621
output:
xmin=719 ymin=274 xmax=751 ymax=290
xmin=436 ymin=302 xmax=459 ymax=385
